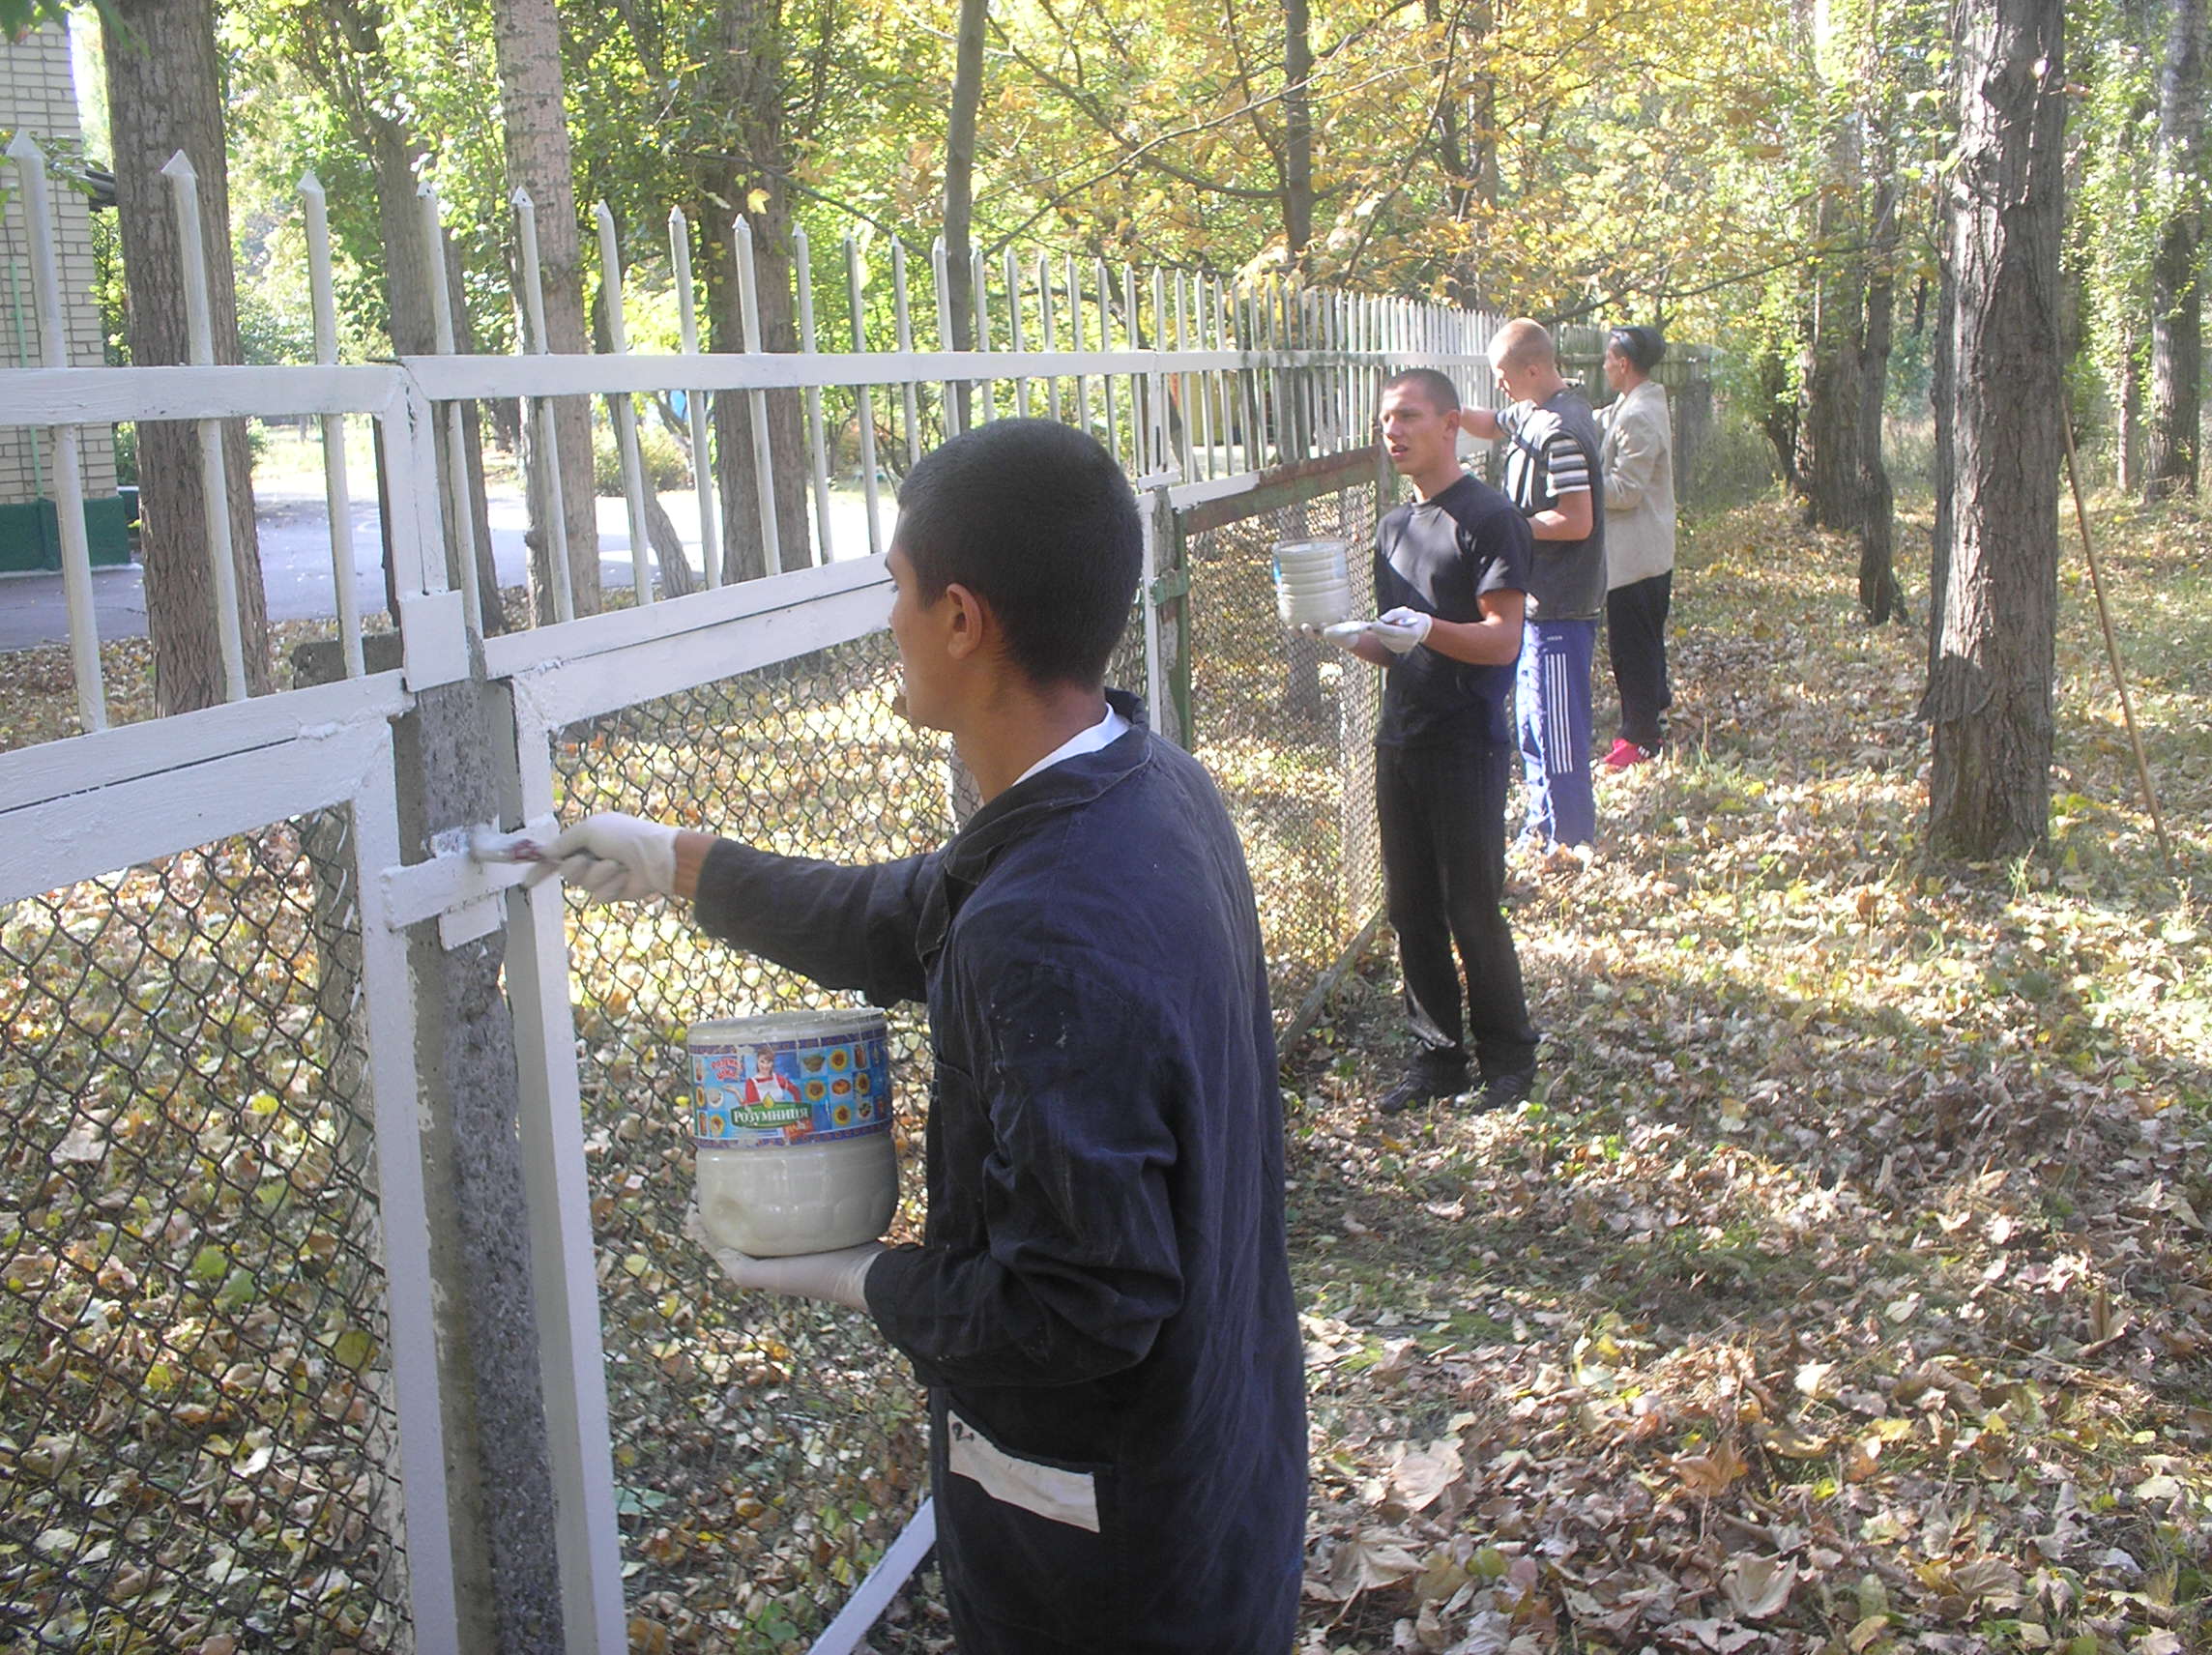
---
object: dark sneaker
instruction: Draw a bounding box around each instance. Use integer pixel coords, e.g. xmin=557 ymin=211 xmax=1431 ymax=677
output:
xmin=1473 ymin=1069 xmax=1536 ymax=1112
xmin=1379 ymin=1069 xmax=1468 ymax=1117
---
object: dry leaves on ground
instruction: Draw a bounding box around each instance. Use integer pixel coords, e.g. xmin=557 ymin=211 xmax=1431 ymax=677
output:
xmin=1279 ymin=495 xmax=2210 ymax=1654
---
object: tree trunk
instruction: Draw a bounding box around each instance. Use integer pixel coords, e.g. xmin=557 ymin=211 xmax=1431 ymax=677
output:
xmin=943 ymin=0 xmax=989 ymax=429
xmin=1856 ymin=176 xmax=1904 ymax=624
xmin=323 ymin=15 xmax=504 ymax=634
xmin=1283 ymin=0 xmax=1315 ymax=265
xmin=1429 ymin=0 xmax=1498 ymax=244
xmin=1796 ymin=115 xmax=1866 ymax=531
xmin=363 ymin=114 xmax=433 ymax=624
xmin=2115 ymin=320 xmax=2140 ymax=492
xmin=702 ymin=0 xmax=814 ymax=580
xmin=643 ymin=493 xmax=701 ymax=596
xmin=1926 ymin=0 xmax=2065 ymax=862
xmin=2144 ymin=0 xmax=2205 ymax=498
xmin=1797 ymin=328 xmax=1862 ymax=528
xmin=1927 ymin=251 xmax=1954 ymax=690
xmin=490 ymin=0 xmax=602 ymax=619
xmin=102 ymin=0 xmax=272 ymax=714
xmin=1467 ymin=2 xmax=1499 ymax=211
xmin=1754 ymin=339 xmax=1801 ymax=491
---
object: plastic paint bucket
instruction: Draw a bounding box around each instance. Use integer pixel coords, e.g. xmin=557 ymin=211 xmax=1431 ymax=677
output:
xmin=687 ymin=1008 xmax=897 ymax=1258
xmin=1273 ymin=537 xmax=1352 ymax=626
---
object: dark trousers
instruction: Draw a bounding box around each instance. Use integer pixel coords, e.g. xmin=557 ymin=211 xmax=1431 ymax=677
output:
xmin=1376 ymin=740 xmax=1540 ymax=1083
xmin=1607 ymin=571 xmax=1673 ymax=749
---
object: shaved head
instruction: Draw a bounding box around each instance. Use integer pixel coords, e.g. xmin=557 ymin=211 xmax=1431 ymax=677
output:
xmin=1487 ymin=318 xmax=1555 ymax=375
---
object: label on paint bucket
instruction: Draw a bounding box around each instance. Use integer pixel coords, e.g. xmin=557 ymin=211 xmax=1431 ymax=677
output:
xmin=687 ymin=1010 xmax=893 ymax=1148
xmin=686 ymin=1009 xmax=899 ymax=1257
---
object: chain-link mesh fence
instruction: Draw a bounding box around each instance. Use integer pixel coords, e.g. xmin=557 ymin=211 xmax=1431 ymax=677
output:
xmin=0 ymin=812 xmax=411 ymax=1654
xmin=550 ymin=631 xmax=946 ymax=1649
xmin=1182 ymin=471 xmax=1387 ymax=1031
xmin=543 ymin=478 xmax=1392 ymax=1641
xmin=0 ymin=451 xmax=1396 ymax=1653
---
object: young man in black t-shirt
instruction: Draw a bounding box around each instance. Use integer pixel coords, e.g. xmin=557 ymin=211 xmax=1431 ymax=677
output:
xmin=1325 ymin=369 xmax=1542 ymax=1115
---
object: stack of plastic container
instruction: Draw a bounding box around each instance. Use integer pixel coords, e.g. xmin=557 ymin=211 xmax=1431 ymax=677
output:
xmin=1272 ymin=538 xmax=1352 ymax=627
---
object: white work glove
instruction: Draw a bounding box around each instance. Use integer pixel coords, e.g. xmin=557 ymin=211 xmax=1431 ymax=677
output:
xmin=525 ymin=811 xmax=680 ymax=902
xmin=1368 ymin=607 xmax=1433 ymax=653
xmin=684 ymin=1206 xmax=883 ymax=1310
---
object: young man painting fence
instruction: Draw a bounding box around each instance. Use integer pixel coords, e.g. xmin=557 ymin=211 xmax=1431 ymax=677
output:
xmin=531 ymin=419 xmax=1305 ymax=1653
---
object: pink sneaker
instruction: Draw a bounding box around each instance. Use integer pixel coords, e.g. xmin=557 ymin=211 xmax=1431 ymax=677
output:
xmin=1603 ymin=738 xmax=1654 ymax=769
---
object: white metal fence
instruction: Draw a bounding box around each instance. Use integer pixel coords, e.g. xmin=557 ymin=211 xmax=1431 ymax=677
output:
xmin=0 ymin=131 xmax=1520 ymax=1654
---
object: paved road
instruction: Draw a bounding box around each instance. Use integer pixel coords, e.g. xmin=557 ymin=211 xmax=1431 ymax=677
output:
xmin=0 ymin=484 xmax=892 ymax=653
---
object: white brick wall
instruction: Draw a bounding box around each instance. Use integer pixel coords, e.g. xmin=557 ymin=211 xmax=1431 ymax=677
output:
xmin=3 ymin=21 xmax=120 ymax=507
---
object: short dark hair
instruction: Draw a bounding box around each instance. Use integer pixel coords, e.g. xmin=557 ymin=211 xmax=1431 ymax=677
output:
xmin=1381 ymin=368 xmax=1461 ymax=414
xmin=894 ymin=419 xmax=1141 ymax=689
xmin=1608 ymin=326 xmax=1665 ymax=373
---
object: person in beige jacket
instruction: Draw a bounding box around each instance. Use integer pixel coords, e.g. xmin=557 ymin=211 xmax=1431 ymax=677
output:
xmin=1596 ymin=326 xmax=1676 ymax=767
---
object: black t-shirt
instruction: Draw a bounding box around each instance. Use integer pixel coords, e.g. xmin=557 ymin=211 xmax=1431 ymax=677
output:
xmin=1373 ymin=473 xmax=1531 ymax=747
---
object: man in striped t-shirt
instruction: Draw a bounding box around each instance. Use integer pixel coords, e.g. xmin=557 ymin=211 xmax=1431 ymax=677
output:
xmin=1460 ymin=318 xmax=1606 ymax=851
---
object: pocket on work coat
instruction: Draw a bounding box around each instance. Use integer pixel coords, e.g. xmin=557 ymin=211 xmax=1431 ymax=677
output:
xmin=935 ymin=1403 xmax=1128 ymax=1648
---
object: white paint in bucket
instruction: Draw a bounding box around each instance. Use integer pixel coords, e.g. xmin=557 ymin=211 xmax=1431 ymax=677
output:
xmin=687 ymin=1008 xmax=897 ymax=1258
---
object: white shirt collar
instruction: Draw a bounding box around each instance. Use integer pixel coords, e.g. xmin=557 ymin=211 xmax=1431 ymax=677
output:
xmin=1012 ymin=702 xmax=1131 ymax=788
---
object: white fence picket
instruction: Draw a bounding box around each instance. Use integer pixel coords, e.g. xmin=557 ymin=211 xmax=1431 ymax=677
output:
xmin=7 ymin=132 xmax=105 ymax=729
xmin=512 ymin=187 xmax=577 ymax=623
xmin=794 ymin=224 xmax=836 ymax=566
xmin=423 ymin=182 xmax=487 ymax=635
xmin=734 ymin=217 xmax=782 ymax=571
xmin=890 ymin=238 xmax=920 ymax=468
xmin=594 ymin=201 xmax=655 ymax=605
xmin=301 ymin=170 xmax=367 ymax=675
xmin=161 ymin=150 xmax=249 ymax=701
xmin=670 ymin=208 xmax=723 ymax=588
xmin=844 ymin=236 xmax=884 ymax=559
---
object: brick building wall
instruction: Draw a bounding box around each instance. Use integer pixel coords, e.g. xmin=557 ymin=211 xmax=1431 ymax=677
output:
xmin=2 ymin=22 xmax=121 ymax=520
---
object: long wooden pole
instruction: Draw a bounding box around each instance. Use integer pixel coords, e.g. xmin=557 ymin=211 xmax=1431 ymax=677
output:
xmin=2059 ymin=414 xmax=2173 ymax=870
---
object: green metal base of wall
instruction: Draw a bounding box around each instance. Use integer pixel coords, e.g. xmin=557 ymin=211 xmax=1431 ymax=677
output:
xmin=0 ymin=496 xmax=134 ymax=573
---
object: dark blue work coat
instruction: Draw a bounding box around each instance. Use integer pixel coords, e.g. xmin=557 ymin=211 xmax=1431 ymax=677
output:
xmin=693 ymin=691 xmax=1306 ymax=1654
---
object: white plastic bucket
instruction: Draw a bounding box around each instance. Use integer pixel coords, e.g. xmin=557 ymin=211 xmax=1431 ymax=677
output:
xmin=1272 ymin=537 xmax=1352 ymax=626
xmin=686 ymin=1008 xmax=897 ymax=1258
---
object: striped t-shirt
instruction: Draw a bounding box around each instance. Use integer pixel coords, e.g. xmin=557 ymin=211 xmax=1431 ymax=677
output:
xmin=1497 ymin=390 xmax=1607 ymax=621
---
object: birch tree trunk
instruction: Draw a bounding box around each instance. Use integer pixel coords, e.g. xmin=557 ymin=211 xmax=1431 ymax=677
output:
xmin=102 ymin=0 xmax=272 ymax=713
xmin=1926 ymin=0 xmax=2066 ymax=861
